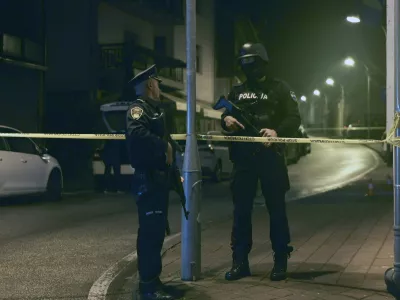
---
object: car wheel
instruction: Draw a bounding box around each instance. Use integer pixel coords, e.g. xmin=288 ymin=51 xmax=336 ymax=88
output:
xmin=212 ymin=161 xmax=222 ymax=182
xmin=45 ymin=169 xmax=62 ymax=201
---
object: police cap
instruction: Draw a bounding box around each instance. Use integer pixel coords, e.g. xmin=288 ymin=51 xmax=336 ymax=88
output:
xmin=238 ymin=43 xmax=269 ymax=64
xmin=128 ymin=64 xmax=162 ymax=86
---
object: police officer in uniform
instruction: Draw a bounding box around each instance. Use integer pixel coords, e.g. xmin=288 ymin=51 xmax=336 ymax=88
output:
xmin=126 ymin=65 xmax=176 ymax=300
xmin=222 ymin=43 xmax=301 ymax=282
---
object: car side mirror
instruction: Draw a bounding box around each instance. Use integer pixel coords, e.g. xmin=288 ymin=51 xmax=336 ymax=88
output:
xmin=37 ymin=146 xmax=48 ymax=155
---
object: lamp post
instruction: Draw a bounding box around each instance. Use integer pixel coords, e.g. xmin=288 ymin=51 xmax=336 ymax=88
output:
xmin=325 ymin=77 xmax=346 ymax=136
xmin=181 ymin=0 xmax=202 ymax=281
xmin=344 ymin=57 xmax=372 ymax=138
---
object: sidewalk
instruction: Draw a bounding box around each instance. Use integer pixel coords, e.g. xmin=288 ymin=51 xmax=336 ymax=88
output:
xmin=112 ymin=165 xmax=395 ymax=300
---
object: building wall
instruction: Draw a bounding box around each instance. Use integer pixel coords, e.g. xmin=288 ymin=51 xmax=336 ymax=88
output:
xmin=45 ymin=0 xmax=99 ymax=92
xmin=98 ymin=1 xmax=174 ymax=55
xmin=0 ymin=64 xmax=40 ymax=131
xmin=98 ymin=1 xmax=153 ymax=47
xmin=173 ymin=0 xmax=215 ymax=104
xmin=0 ymin=0 xmax=45 ymax=131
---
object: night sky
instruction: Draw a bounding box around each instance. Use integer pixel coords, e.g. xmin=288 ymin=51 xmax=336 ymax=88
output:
xmin=219 ymin=0 xmax=386 ymax=99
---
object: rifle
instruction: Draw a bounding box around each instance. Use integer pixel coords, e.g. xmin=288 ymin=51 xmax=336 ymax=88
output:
xmin=213 ymin=96 xmax=260 ymax=136
xmin=213 ymin=96 xmax=279 ymax=154
xmin=167 ymin=136 xmax=190 ymax=220
xmin=163 ymin=136 xmax=189 ymax=236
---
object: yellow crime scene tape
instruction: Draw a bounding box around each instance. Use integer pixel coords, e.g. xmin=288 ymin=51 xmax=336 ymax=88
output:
xmin=306 ymin=127 xmax=386 ymax=131
xmin=0 ymin=114 xmax=399 ymax=146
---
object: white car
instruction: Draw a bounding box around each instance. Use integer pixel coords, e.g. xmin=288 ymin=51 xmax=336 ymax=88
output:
xmin=0 ymin=125 xmax=63 ymax=200
xmin=178 ymin=131 xmax=233 ymax=182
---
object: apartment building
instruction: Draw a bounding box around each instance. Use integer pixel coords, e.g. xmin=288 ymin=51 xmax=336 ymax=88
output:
xmin=98 ymin=0 xmax=227 ymax=133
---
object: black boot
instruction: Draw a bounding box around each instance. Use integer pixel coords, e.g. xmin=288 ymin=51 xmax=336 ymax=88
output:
xmin=139 ymin=290 xmax=175 ymax=300
xmin=138 ymin=279 xmax=175 ymax=300
xmin=225 ymin=260 xmax=251 ymax=281
xmin=270 ymin=246 xmax=293 ymax=281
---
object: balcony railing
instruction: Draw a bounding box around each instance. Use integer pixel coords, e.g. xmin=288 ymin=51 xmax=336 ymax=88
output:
xmin=158 ymin=67 xmax=184 ymax=83
xmin=100 ymin=44 xmax=123 ymax=69
xmin=99 ymin=43 xmax=185 ymax=83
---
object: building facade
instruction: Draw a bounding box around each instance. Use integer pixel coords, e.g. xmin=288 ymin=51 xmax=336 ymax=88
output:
xmin=0 ymin=0 xmax=46 ymax=132
xmin=97 ymin=0 xmax=229 ymax=134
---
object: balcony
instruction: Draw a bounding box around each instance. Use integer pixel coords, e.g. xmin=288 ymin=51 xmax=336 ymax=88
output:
xmin=99 ymin=43 xmax=185 ymax=92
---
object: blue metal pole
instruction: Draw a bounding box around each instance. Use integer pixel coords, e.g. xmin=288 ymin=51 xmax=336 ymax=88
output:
xmin=181 ymin=0 xmax=202 ymax=281
xmin=384 ymin=0 xmax=400 ymax=297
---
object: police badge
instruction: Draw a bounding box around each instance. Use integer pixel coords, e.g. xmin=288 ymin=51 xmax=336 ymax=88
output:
xmin=130 ymin=106 xmax=143 ymax=120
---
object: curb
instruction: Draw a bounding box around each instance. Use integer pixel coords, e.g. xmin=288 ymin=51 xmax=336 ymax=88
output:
xmin=88 ymin=233 xmax=181 ymax=300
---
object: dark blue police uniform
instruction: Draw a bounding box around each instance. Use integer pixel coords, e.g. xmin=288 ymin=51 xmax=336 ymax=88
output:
xmin=125 ymin=65 xmax=173 ymax=299
xmin=222 ymin=78 xmax=301 ymax=281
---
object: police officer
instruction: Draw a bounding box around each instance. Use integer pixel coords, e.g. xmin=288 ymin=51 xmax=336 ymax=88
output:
xmin=222 ymin=43 xmax=301 ymax=282
xmin=126 ymin=65 xmax=176 ymax=300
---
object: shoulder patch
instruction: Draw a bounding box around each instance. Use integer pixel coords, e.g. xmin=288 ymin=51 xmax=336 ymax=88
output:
xmin=130 ymin=106 xmax=143 ymax=120
xmin=290 ymin=91 xmax=297 ymax=101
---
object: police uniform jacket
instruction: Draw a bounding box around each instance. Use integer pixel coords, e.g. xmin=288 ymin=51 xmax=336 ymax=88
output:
xmin=221 ymin=78 xmax=301 ymax=163
xmin=126 ymin=96 xmax=168 ymax=170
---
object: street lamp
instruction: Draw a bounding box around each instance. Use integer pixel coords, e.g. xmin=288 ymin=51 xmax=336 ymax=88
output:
xmin=344 ymin=57 xmax=355 ymax=67
xmin=346 ymin=15 xmax=361 ymax=23
xmin=325 ymin=76 xmax=346 ymax=136
xmin=313 ymin=89 xmax=320 ymax=96
xmin=326 ymin=78 xmax=335 ymax=86
xmin=300 ymin=96 xmax=306 ymax=102
xmin=346 ymin=13 xmax=386 ymax=37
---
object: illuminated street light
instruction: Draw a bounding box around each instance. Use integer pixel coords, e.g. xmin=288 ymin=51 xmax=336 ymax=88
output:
xmin=300 ymin=96 xmax=306 ymax=102
xmin=326 ymin=78 xmax=335 ymax=86
xmin=344 ymin=57 xmax=355 ymax=67
xmin=313 ymin=89 xmax=320 ymax=96
xmin=346 ymin=16 xmax=361 ymax=23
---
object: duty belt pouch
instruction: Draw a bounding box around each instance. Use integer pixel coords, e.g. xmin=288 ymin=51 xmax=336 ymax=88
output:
xmin=132 ymin=170 xmax=149 ymax=197
xmin=132 ymin=169 xmax=167 ymax=197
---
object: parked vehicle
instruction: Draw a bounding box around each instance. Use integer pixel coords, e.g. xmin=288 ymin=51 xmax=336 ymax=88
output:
xmin=178 ymin=131 xmax=233 ymax=182
xmin=92 ymin=101 xmax=183 ymax=191
xmin=0 ymin=125 xmax=63 ymax=201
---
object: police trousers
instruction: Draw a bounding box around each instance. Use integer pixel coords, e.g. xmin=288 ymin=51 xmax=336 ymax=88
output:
xmin=230 ymin=148 xmax=291 ymax=262
xmin=135 ymin=171 xmax=169 ymax=293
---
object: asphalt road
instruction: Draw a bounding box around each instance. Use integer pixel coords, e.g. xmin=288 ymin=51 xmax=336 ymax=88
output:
xmin=0 ymin=143 xmax=380 ymax=300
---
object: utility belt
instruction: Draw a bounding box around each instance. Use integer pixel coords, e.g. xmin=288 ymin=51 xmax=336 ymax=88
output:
xmin=132 ymin=169 xmax=168 ymax=197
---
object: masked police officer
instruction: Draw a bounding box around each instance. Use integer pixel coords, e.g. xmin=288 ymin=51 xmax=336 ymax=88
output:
xmin=222 ymin=43 xmax=301 ymax=282
xmin=126 ymin=65 xmax=176 ymax=300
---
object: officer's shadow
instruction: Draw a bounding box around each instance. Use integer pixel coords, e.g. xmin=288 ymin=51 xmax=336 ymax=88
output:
xmin=200 ymin=261 xmax=341 ymax=284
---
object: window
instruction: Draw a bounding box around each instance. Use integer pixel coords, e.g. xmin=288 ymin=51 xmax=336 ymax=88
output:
xmin=154 ymin=36 xmax=167 ymax=56
xmin=196 ymin=45 xmax=202 ymax=73
xmin=6 ymin=137 xmax=37 ymax=155
xmin=1 ymin=129 xmax=37 ymax=155
xmin=0 ymin=138 xmax=8 ymax=151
